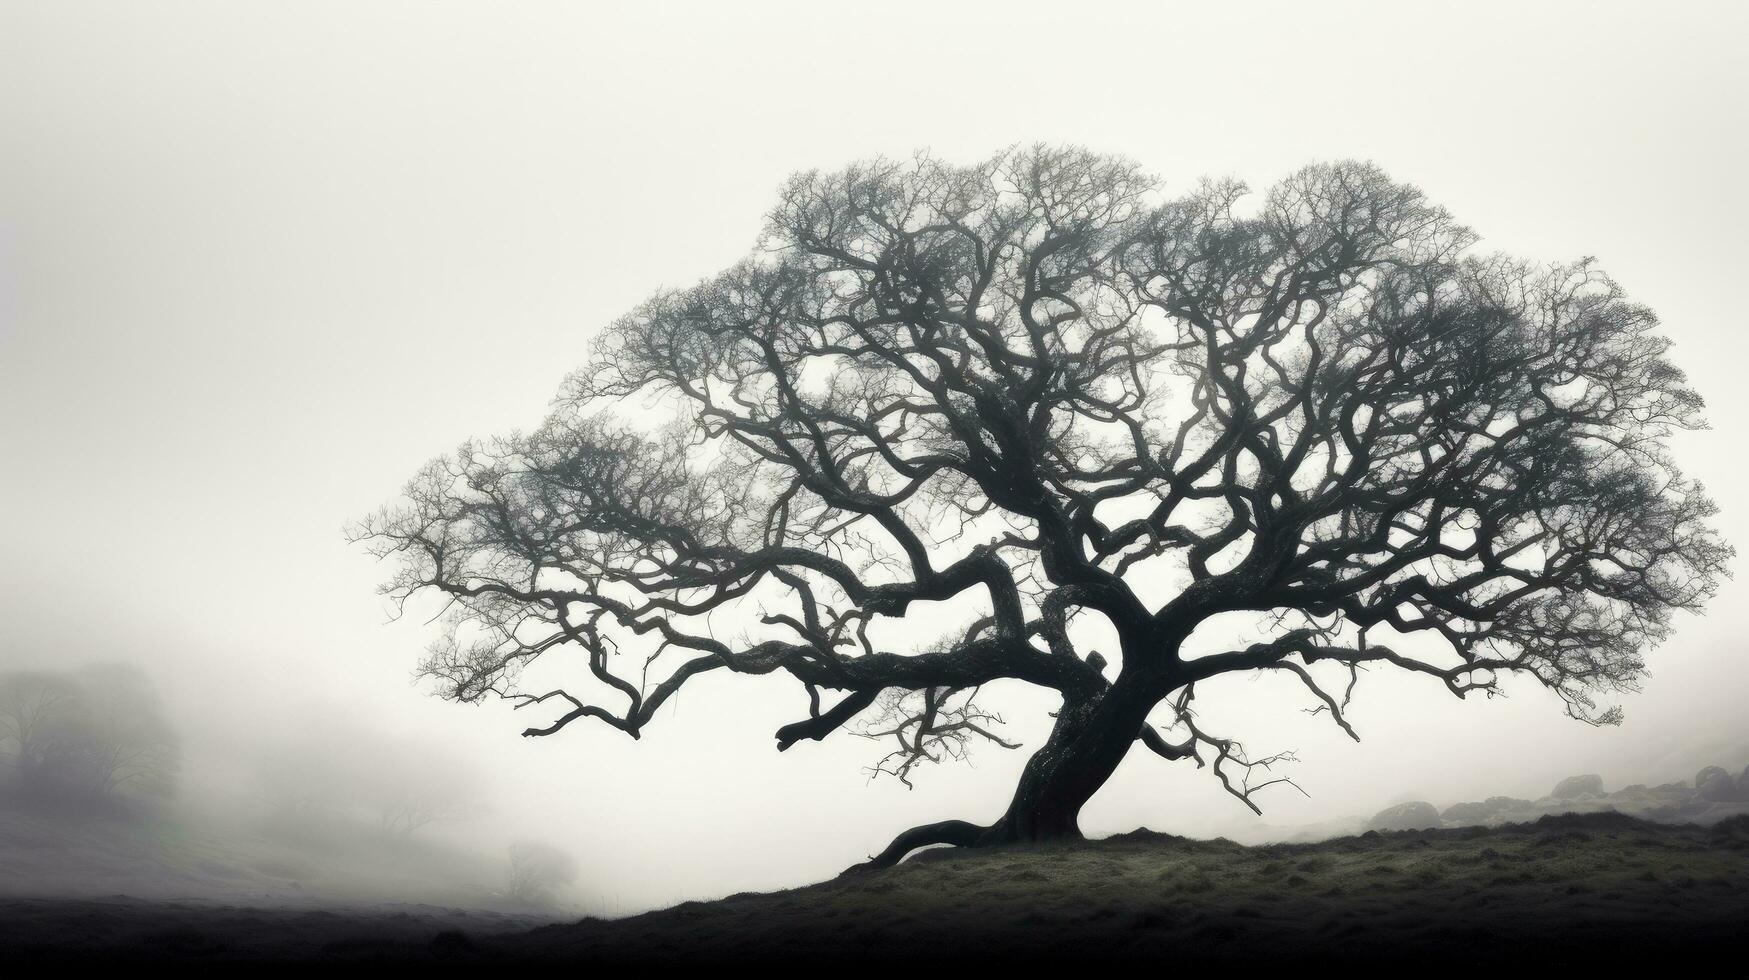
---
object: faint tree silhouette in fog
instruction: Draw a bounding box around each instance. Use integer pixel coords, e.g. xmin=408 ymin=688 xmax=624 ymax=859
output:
xmin=0 ymin=665 xmax=178 ymax=803
xmin=507 ymin=840 xmax=579 ymax=906
xmin=375 ymin=763 xmax=483 ymax=839
xmin=356 ymin=148 xmax=1728 ymax=868
xmin=73 ymin=666 xmax=179 ymax=798
xmin=0 ymin=671 xmax=77 ymax=785
xmin=248 ymin=716 xmax=481 ymax=841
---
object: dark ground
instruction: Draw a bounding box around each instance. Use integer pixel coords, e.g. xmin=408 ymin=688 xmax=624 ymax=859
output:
xmin=0 ymin=896 xmax=546 ymax=964
xmin=5 ymin=812 xmax=1747 ymax=970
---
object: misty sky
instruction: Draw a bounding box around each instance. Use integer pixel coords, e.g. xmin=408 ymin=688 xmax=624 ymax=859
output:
xmin=3 ymin=0 xmax=1747 ymax=912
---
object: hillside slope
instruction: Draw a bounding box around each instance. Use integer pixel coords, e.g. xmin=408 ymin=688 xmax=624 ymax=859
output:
xmin=504 ymin=812 xmax=1749 ymax=968
xmin=0 ymin=798 xmax=556 ymax=962
xmin=0 ymin=797 xmax=554 ymax=913
xmin=5 ymin=812 xmax=1747 ymax=966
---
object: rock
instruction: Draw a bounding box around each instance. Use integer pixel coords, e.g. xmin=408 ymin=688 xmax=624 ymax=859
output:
xmin=1368 ymin=801 xmax=1441 ymax=832
xmin=1549 ymin=774 xmax=1605 ymax=800
xmin=1544 ymin=798 xmax=1616 ymax=817
xmin=1441 ymin=800 xmax=1494 ymax=825
xmin=1442 ymin=796 xmax=1534 ymax=826
xmin=1695 ymin=766 xmax=1738 ymax=803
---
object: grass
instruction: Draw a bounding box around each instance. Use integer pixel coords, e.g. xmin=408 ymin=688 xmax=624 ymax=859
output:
xmin=5 ymin=810 xmax=1747 ymax=966
xmin=507 ymin=811 xmax=1749 ymax=968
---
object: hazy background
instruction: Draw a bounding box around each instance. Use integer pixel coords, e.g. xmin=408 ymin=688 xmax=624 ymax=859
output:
xmin=2 ymin=0 xmax=1746 ymax=913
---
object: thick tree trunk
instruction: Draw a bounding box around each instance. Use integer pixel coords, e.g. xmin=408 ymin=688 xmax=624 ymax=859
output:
xmin=853 ymin=668 xmax=1168 ymax=871
xmin=989 ymin=669 xmax=1166 ymax=842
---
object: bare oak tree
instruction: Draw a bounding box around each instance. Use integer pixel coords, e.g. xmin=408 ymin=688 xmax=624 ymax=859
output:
xmin=356 ymin=148 xmax=1727 ymax=869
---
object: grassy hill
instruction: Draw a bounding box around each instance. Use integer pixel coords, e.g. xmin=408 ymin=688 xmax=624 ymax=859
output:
xmin=506 ymin=811 xmax=1749 ymax=968
xmin=5 ymin=810 xmax=1747 ymax=966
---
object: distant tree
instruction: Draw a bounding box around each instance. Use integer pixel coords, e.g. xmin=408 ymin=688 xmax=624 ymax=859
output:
xmin=0 ymin=671 xmax=78 ymax=785
xmin=0 ymin=665 xmax=177 ymax=801
xmin=248 ymin=717 xmax=480 ymax=839
xmin=506 ymin=840 xmax=579 ymax=905
xmin=63 ymin=665 xmax=179 ymax=798
xmin=251 ymin=736 xmax=354 ymax=824
xmin=373 ymin=754 xmax=483 ymax=839
xmin=357 ymin=148 xmax=1728 ymax=869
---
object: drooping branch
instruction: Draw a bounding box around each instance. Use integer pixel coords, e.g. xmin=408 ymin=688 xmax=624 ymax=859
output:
xmin=1139 ymin=685 xmax=1310 ymax=816
xmin=856 ymin=686 xmax=1023 ymax=788
xmin=776 ymin=688 xmax=879 ymax=751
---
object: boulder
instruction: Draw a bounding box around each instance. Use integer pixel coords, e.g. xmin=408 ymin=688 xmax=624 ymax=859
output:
xmin=1695 ymin=766 xmax=1739 ymax=803
xmin=1441 ymin=800 xmax=1495 ymax=825
xmin=1368 ymin=801 xmax=1441 ymax=832
xmin=1652 ymin=781 xmax=1696 ymax=801
xmin=1442 ymin=796 xmax=1534 ymax=826
xmin=1549 ymin=774 xmax=1605 ymax=800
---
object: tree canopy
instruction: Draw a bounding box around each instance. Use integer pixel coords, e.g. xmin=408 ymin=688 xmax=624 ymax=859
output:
xmin=356 ymin=147 xmax=1727 ymax=867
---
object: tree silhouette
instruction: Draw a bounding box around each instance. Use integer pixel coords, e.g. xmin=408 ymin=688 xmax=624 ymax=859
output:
xmin=0 ymin=665 xmax=178 ymax=802
xmin=356 ymin=148 xmax=1728 ymax=869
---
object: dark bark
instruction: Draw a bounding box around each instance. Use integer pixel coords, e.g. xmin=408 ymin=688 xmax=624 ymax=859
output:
xmin=858 ymin=667 xmax=1171 ymax=869
xmin=847 ymin=819 xmax=987 ymax=874
xmin=994 ymin=670 xmax=1167 ymax=842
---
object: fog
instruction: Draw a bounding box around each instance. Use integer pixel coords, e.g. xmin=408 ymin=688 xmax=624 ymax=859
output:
xmin=3 ymin=0 xmax=1747 ymax=915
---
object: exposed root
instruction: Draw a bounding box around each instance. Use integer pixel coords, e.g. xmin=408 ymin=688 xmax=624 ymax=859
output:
xmin=845 ymin=819 xmax=994 ymax=874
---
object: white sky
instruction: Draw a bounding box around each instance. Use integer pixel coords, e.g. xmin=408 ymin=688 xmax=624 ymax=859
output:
xmin=3 ymin=0 xmax=1747 ymax=912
